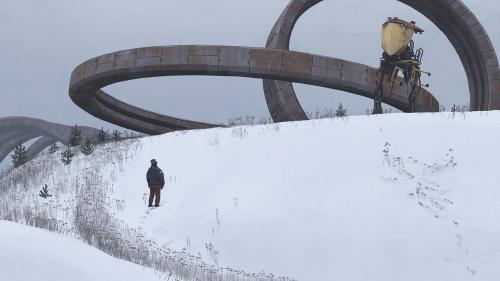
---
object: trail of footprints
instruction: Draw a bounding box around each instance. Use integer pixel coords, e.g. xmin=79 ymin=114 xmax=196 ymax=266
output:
xmin=385 ymin=148 xmax=476 ymax=276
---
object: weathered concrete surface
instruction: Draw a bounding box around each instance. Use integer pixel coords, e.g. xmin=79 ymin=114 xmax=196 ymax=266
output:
xmin=68 ymin=0 xmax=498 ymax=132
xmin=69 ymin=46 xmax=438 ymax=135
xmin=264 ymin=0 xmax=500 ymax=121
xmin=0 ymin=117 xmax=109 ymax=164
xmin=264 ymin=0 xmax=322 ymax=121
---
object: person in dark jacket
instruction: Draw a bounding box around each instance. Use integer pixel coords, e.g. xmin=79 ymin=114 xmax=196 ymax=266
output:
xmin=146 ymin=159 xmax=165 ymax=207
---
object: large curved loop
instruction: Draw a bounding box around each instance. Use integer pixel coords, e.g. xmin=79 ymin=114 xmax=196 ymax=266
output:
xmin=264 ymin=0 xmax=500 ymax=122
xmin=68 ymin=46 xmax=438 ymax=135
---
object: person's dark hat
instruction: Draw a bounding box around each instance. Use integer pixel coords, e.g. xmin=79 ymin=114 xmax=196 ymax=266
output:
xmin=150 ymin=159 xmax=157 ymax=164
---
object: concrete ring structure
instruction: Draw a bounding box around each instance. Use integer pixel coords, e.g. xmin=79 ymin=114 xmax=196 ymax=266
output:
xmin=0 ymin=117 xmax=110 ymax=164
xmin=264 ymin=0 xmax=500 ymax=121
xmin=68 ymin=0 xmax=499 ymax=133
xmin=69 ymin=46 xmax=438 ymax=135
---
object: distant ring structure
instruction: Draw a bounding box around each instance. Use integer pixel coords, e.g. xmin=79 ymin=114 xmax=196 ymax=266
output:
xmin=0 ymin=117 xmax=109 ymax=164
xmin=69 ymin=0 xmax=499 ymax=134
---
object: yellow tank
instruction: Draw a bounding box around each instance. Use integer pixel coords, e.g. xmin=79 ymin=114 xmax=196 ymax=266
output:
xmin=381 ymin=18 xmax=423 ymax=56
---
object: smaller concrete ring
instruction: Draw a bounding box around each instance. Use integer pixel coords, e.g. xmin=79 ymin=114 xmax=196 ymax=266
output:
xmin=0 ymin=117 xmax=109 ymax=163
xmin=69 ymin=45 xmax=439 ymax=135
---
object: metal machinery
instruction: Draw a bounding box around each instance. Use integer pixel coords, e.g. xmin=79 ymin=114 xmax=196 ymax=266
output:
xmin=373 ymin=17 xmax=431 ymax=114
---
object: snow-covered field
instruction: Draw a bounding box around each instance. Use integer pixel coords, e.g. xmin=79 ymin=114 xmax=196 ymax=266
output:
xmin=0 ymin=221 xmax=162 ymax=281
xmin=1 ymin=111 xmax=500 ymax=281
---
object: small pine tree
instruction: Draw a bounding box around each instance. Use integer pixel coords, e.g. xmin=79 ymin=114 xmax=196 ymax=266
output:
xmin=80 ymin=137 xmax=95 ymax=155
xmin=61 ymin=146 xmax=74 ymax=165
xmin=335 ymin=103 xmax=347 ymax=117
xmin=39 ymin=184 xmax=52 ymax=199
xmin=112 ymin=130 xmax=121 ymax=140
xmin=48 ymin=143 xmax=59 ymax=154
xmin=11 ymin=144 xmax=28 ymax=168
xmin=68 ymin=124 xmax=82 ymax=147
xmin=96 ymin=127 xmax=106 ymax=143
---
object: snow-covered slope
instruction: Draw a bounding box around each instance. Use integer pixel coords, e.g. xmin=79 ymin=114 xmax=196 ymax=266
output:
xmin=112 ymin=111 xmax=500 ymax=281
xmin=1 ymin=111 xmax=500 ymax=281
xmin=0 ymin=221 xmax=162 ymax=281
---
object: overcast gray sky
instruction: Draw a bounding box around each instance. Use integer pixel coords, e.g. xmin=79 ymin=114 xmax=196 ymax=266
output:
xmin=1 ymin=0 xmax=499 ymax=129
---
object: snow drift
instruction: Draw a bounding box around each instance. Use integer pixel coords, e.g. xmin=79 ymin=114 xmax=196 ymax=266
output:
xmin=0 ymin=221 xmax=162 ymax=281
xmin=1 ymin=111 xmax=500 ymax=281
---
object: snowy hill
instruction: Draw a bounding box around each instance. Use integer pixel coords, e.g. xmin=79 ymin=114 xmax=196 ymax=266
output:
xmin=1 ymin=111 xmax=500 ymax=281
xmin=0 ymin=221 xmax=163 ymax=281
